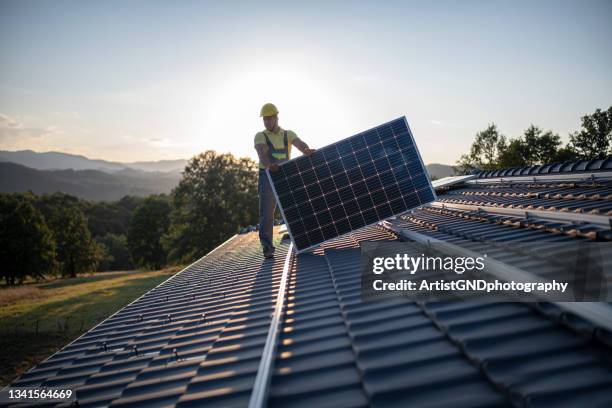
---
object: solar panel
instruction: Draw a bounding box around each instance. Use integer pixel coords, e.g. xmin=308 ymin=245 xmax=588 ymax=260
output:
xmin=267 ymin=116 xmax=436 ymax=252
xmin=432 ymin=174 xmax=476 ymax=189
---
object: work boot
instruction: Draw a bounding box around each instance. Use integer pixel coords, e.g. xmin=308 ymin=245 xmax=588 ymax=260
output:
xmin=263 ymin=245 xmax=275 ymax=259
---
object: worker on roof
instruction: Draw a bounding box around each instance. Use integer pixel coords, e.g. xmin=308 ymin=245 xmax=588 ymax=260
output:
xmin=255 ymin=103 xmax=315 ymax=259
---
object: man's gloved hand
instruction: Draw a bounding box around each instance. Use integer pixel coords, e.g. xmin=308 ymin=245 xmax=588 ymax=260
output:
xmin=303 ymin=148 xmax=316 ymax=156
xmin=268 ymin=163 xmax=280 ymax=172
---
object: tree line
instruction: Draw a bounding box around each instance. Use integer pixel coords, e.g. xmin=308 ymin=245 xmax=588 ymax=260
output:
xmin=0 ymin=151 xmax=259 ymax=285
xmin=456 ymin=106 xmax=612 ymax=173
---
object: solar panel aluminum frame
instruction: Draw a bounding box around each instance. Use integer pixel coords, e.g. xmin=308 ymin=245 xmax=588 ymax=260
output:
xmin=266 ymin=116 xmax=437 ymax=253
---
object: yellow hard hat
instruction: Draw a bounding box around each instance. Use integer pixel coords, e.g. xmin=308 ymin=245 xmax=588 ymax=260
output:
xmin=260 ymin=103 xmax=279 ymax=117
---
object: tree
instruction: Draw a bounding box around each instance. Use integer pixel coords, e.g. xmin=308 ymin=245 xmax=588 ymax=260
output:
xmin=96 ymin=233 xmax=131 ymax=271
xmin=551 ymin=146 xmax=579 ymax=163
xmin=162 ymin=151 xmax=259 ymax=264
xmin=471 ymin=124 xmax=507 ymax=170
xmin=456 ymin=107 xmax=609 ymax=174
xmin=455 ymin=124 xmax=506 ymax=173
xmin=0 ymin=194 xmax=56 ymax=285
xmin=521 ymin=125 xmax=563 ymax=165
xmin=497 ymin=138 xmax=528 ymax=168
xmin=36 ymin=193 xmax=99 ymax=278
xmin=82 ymin=196 xmax=145 ymax=239
xmin=127 ymin=195 xmax=171 ymax=269
xmin=569 ymin=106 xmax=612 ymax=159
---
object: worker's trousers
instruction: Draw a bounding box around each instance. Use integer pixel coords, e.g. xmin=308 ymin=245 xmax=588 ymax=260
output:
xmin=258 ymin=169 xmax=276 ymax=252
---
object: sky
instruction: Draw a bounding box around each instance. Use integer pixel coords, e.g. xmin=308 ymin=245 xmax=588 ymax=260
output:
xmin=1 ymin=0 xmax=611 ymax=165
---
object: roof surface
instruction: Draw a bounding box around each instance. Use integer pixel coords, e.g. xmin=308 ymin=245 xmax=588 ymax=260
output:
xmin=7 ymin=161 xmax=612 ymax=407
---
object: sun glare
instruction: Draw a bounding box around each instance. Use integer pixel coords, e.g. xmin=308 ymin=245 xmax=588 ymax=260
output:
xmin=192 ymin=63 xmax=355 ymax=161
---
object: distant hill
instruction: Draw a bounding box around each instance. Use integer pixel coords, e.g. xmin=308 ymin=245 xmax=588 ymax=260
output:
xmin=0 ymin=150 xmax=188 ymax=174
xmin=0 ymin=150 xmax=455 ymax=200
xmin=426 ymin=163 xmax=455 ymax=179
xmin=123 ymin=159 xmax=189 ymax=173
xmin=0 ymin=162 xmax=181 ymax=201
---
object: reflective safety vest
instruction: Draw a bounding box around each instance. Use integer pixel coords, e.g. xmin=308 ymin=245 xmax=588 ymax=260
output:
xmin=263 ymin=130 xmax=289 ymax=164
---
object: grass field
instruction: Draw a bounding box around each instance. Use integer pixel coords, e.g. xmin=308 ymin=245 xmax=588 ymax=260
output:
xmin=0 ymin=266 xmax=183 ymax=387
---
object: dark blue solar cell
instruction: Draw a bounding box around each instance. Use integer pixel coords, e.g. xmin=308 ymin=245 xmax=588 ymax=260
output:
xmin=289 ymin=219 xmax=306 ymax=236
xmin=386 ymin=146 xmax=402 ymax=160
xmin=284 ymin=207 xmax=300 ymax=222
xmin=379 ymin=170 xmax=396 ymax=186
xmin=325 ymin=191 xmax=341 ymax=207
xmin=370 ymin=189 xmax=387 ymax=205
xmin=338 ymin=187 xmax=354 ymax=202
xmin=341 ymin=154 xmax=359 ymax=170
xmin=403 ymin=194 xmax=420 ymax=208
xmin=392 ymin=165 xmax=409 ymax=181
xmin=343 ymin=199 xmax=359 ymax=214
xmin=287 ymin=174 xmax=304 ymax=190
xmin=382 ymin=139 xmax=400 ymax=155
xmin=355 ymin=149 xmax=372 ymax=165
xmin=314 ymin=164 xmax=331 ymax=180
xmin=301 ymin=169 xmax=317 ymax=186
xmin=310 ymin=150 xmax=326 ymax=167
xmin=332 ymin=171 xmax=349 ymax=186
xmin=366 ymin=176 xmax=383 ymax=192
xmin=396 ymin=134 xmax=413 ymax=150
xmin=369 ymin=143 xmax=385 ymax=159
xmin=269 ymin=169 xmax=284 ymax=183
xmin=321 ymin=224 xmax=337 ymax=240
xmin=294 ymin=234 xmax=309 ymax=250
xmin=390 ymin=118 xmax=407 ymax=134
xmin=296 ymin=156 xmax=313 ymax=173
xmin=350 ymin=134 xmax=367 ymax=151
xmin=319 ymin=177 xmax=335 ymax=193
xmin=316 ymin=210 xmax=333 ymax=226
xmin=412 ymin=174 xmax=430 ymax=189
xmin=398 ymin=178 xmax=415 ymax=195
xmin=307 ymin=229 xmax=324 ymax=244
xmin=364 ymin=129 xmax=379 ymax=145
xmin=311 ymin=196 xmax=327 ymax=212
xmin=306 ymin=182 xmax=323 ymax=199
xmin=302 ymin=214 xmax=318 ymax=230
xmin=376 ymin=203 xmax=393 ymax=219
xmin=407 ymin=160 xmax=423 ymax=174
xmin=336 ymin=218 xmax=351 ymax=235
xmin=278 ymin=193 xmax=294 ymax=208
xmin=329 ymin=205 xmax=346 ymax=220
xmin=360 ymin=162 xmax=376 ymax=178
xmin=389 ymin=198 xmax=405 ymax=213
xmin=348 ymin=214 xmax=365 ymax=229
xmin=337 ymin=139 xmax=353 ymax=155
xmin=298 ymin=202 xmax=315 ymax=218
xmin=357 ymin=195 xmax=374 ymax=210
xmin=378 ymin=126 xmax=394 ymax=141
xmin=327 ymin=159 xmax=344 ymax=174
xmin=347 ymin=167 xmax=363 ymax=183
xmin=387 ymin=152 xmax=403 ymax=168
xmin=374 ymin=157 xmax=391 ymax=173
xmin=417 ymin=188 xmax=435 ymax=203
xmin=322 ymin=145 xmax=340 ymax=161
xmin=385 ymin=183 xmax=401 ymax=199
xmin=292 ymin=187 xmax=308 ymax=203
xmin=274 ymin=178 xmax=291 ymax=196
xmin=282 ymin=160 xmax=299 ymax=176
xmin=362 ymin=208 xmax=378 ymax=224
xmin=351 ymin=180 xmax=368 ymax=197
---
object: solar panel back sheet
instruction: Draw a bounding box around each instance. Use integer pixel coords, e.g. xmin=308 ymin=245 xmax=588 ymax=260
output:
xmin=268 ymin=116 xmax=436 ymax=252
